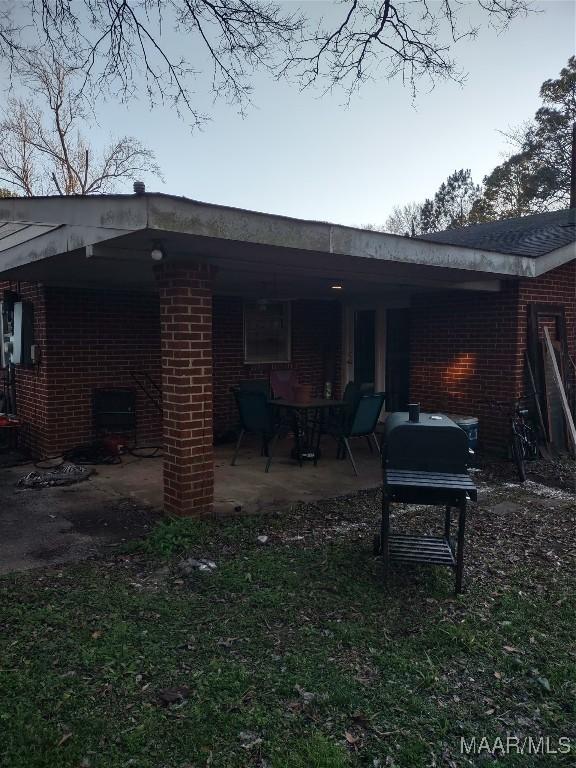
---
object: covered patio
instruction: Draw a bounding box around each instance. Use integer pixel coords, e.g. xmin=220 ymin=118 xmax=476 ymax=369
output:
xmin=2 ymin=192 xmax=571 ymax=516
xmin=95 ymin=436 xmax=383 ymax=515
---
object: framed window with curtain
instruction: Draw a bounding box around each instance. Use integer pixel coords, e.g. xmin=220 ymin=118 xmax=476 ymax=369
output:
xmin=244 ymin=300 xmax=291 ymax=364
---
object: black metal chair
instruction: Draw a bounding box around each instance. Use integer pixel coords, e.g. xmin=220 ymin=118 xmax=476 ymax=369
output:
xmin=238 ymin=379 xmax=271 ymax=397
xmin=324 ymin=380 xmax=359 ymax=436
xmin=231 ymin=389 xmax=283 ymax=472
xmin=330 ymin=391 xmax=385 ymax=475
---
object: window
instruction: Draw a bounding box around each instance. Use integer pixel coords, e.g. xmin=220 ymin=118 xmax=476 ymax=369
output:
xmin=244 ymin=300 xmax=291 ymax=364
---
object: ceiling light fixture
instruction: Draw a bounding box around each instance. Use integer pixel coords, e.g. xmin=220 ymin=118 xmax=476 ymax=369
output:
xmin=150 ymin=242 xmax=165 ymax=261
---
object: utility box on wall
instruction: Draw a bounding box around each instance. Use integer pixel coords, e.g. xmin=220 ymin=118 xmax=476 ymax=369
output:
xmin=0 ymin=299 xmax=35 ymax=367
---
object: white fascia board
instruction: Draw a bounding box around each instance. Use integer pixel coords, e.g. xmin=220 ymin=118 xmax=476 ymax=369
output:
xmin=147 ymin=195 xmax=534 ymax=277
xmin=533 ymin=242 xmax=576 ymax=276
xmin=329 ymin=227 xmax=534 ymax=277
xmin=0 ymin=196 xmax=148 ymax=230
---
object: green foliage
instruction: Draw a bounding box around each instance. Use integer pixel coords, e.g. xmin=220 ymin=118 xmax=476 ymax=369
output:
xmin=384 ymin=170 xmax=482 ymax=236
xmin=433 ymin=169 xmax=482 ymax=229
xmin=135 ymin=515 xmax=263 ymax=557
xmin=135 ymin=516 xmax=213 ymax=556
xmin=272 ymin=733 xmax=350 ymax=767
xmin=417 ymin=198 xmax=434 ymax=234
xmin=386 ymin=57 xmax=575 ymax=232
xmin=412 ymin=170 xmax=482 ymax=234
xmin=471 ymin=56 xmax=576 ymax=221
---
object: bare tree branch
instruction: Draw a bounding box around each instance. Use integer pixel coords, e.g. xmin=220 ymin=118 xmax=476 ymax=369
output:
xmin=0 ymin=55 xmax=162 ymax=196
xmin=0 ymin=1 xmax=533 ymax=122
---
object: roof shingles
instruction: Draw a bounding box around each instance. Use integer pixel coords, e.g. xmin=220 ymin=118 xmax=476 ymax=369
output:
xmin=416 ymin=209 xmax=576 ymax=258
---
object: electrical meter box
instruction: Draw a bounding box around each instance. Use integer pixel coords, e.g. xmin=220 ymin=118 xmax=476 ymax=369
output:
xmin=0 ymin=298 xmax=34 ymax=367
xmin=0 ymin=299 xmax=12 ymax=368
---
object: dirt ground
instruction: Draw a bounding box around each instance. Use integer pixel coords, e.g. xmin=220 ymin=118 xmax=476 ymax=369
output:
xmin=0 ymin=460 xmax=161 ymax=574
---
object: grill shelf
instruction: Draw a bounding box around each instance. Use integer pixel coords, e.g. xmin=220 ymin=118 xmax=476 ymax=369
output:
xmin=388 ymin=535 xmax=456 ymax=566
xmin=378 ymin=412 xmax=477 ymax=595
xmin=387 ymin=469 xmax=477 ymax=496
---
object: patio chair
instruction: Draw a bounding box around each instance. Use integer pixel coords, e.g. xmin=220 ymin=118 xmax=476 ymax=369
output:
xmin=238 ymin=379 xmax=271 ymax=397
xmin=231 ymin=389 xmax=283 ymax=472
xmin=330 ymin=391 xmax=386 ymax=476
xmin=343 ymin=380 xmax=361 ymax=414
xmin=324 ymin=380 xmax=359 ymax=437
xmin=270 ymin=369 xmax=298 ymax=400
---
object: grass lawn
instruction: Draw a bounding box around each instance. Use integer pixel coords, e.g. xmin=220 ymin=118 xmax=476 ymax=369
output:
xmin=1 ymin=479 xmax=575 ymax=767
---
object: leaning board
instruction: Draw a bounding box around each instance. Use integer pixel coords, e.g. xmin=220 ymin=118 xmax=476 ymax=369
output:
xmin=543 ymin=326 xmax=576 ymax=456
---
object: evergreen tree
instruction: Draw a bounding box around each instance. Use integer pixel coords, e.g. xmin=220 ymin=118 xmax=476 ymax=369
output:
xmin=471 ymin=56 xmax=575 ymax=220
xmin=433 ymin=169 xmax=482 ymax=229
xmin=419 ymin=199 xmax=437 ymax=234
xmin=415 ymin=170 xmax=481 ymax=233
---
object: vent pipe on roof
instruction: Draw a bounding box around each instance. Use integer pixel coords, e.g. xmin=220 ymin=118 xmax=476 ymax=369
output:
xmin=133 ymin=181 xmax=146 ymax=195
xmin=570 ymin=123 xmax=576 ymax=209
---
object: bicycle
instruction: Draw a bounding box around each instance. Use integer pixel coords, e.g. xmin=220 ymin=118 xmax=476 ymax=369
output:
xmin=480 ymin=397 xmax=539 ymax=483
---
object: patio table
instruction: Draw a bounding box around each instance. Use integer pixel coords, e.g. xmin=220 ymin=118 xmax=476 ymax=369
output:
xmin=269 ymin=398 xmax=346 ymax=465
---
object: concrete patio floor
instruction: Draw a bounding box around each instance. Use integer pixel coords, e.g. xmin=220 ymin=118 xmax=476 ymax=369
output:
xmin=0 ymin=435 xmax=382 ymax=573
xmin=85 ymin=434 xmax=383 ymax=513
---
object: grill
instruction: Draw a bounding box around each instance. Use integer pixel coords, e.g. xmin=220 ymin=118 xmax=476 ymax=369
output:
xmin=375 ymin=409 xmax=477 ymax=594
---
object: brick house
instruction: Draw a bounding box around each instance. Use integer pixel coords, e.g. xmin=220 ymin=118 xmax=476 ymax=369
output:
xmin=0 ymin=193 xmax=574 ymax=515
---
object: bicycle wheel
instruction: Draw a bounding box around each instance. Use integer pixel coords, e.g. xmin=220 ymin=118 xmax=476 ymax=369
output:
xmin=511 ymin=433 xmax=527 ymax=483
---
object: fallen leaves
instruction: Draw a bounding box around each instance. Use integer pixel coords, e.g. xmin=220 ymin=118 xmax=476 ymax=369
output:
xmin=344 ymin=730 xmax=360 ymax=745
xmin=57 ymin=732 xmax=72 ymax=747
xmin=156 ymin=686 xmax=191 ymax=707
xmin=536 ymin=676 xmax=551 ymax=692
xmin=238 ymin=730 xmax=263 ymax=749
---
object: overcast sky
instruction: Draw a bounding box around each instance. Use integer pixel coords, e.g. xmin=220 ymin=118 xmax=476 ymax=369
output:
xmin=21 ymin=1 xmax=576 ymax=226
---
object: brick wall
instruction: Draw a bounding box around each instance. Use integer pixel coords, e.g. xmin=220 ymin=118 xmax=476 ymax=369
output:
xmin=516 ymin=260 xmax=576 ymax=364
xmin=213 ymin=297 xmax=341 ymax=438
xmin=0 ymin=282 xmax=163 ymax=457
xmin=410 ymin=260 xmax=576 ymax=453
xmin=0 ymin=280 xmax=51 ymax=455
xmin=40 ymin=287 xmax=163 ymax=455
xmin=410 ymin=282 xmax=520 ymax=452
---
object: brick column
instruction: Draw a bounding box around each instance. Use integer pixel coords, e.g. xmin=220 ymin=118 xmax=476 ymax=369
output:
xmin=155 ymin=263 xmax=215 ymax=516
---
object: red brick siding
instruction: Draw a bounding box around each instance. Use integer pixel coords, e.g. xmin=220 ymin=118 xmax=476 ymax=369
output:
xmin=212 ymin=297 xmax=341 ymax=438
xmin=516 ymin=260 xmax=576 ymax=367
xmin=410 ymin=260 xmax=576 ymax=452
xmin=155 ymin=263 xmax=214 ymax=516
xmin=38 ymin=287 xmax=162 ymax=455
xmin=0 ymin=280 xmax=51 ymax=455
xmin=410 ymin=282 xmax=521 ymax=452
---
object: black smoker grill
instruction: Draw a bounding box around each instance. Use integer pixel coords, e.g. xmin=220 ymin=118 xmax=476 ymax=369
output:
xmin=375 ymin=410 xmax=477 ymax=594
